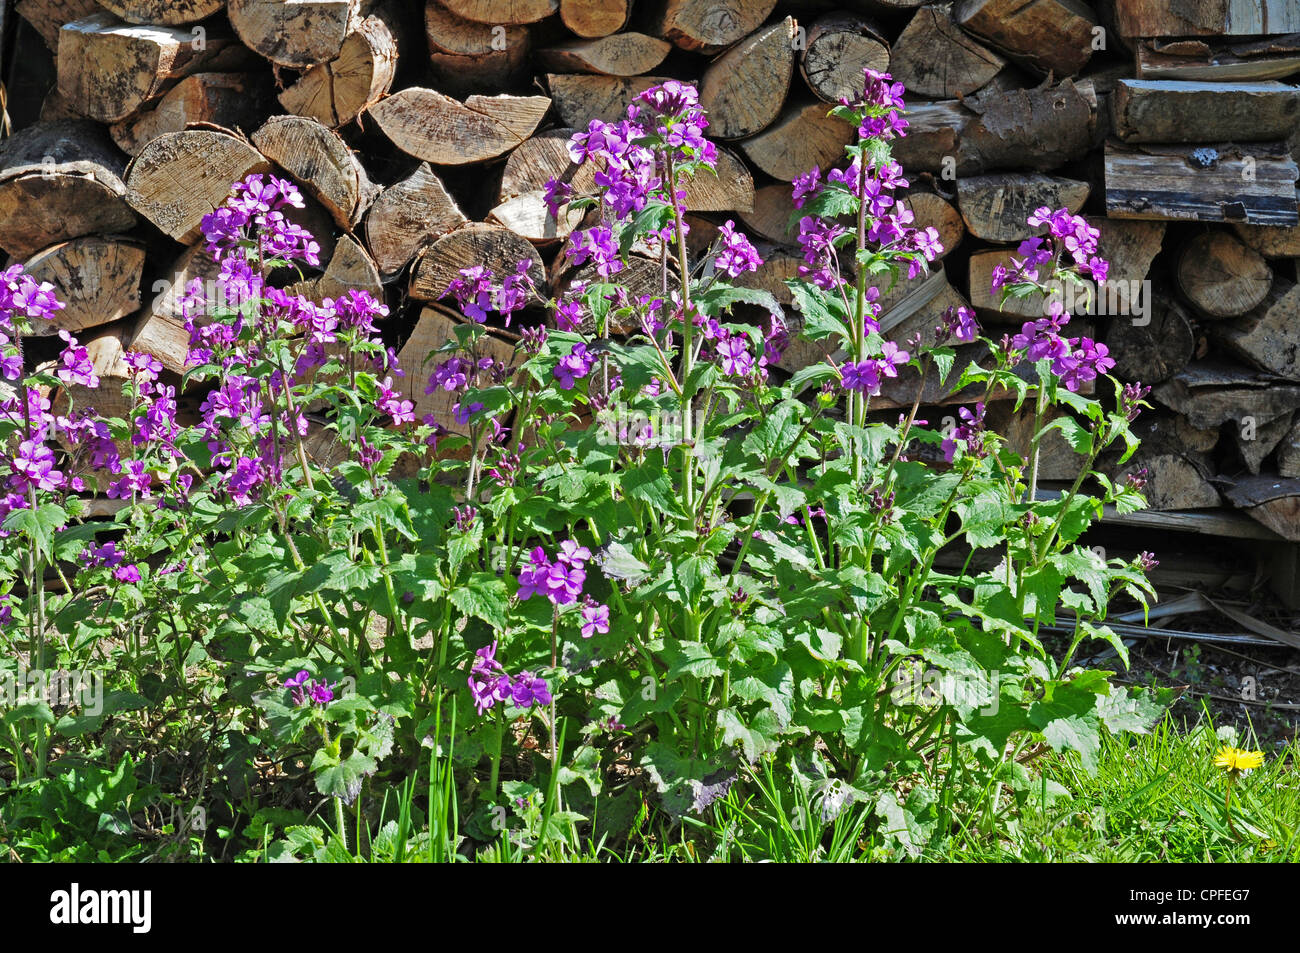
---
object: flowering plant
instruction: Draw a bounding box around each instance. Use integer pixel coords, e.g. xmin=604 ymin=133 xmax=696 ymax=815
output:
xmin=0 ymin=72 xmax=1164 ymax=857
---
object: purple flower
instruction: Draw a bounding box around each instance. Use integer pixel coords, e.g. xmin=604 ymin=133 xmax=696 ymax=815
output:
xmin=937 ymin=305 xmax=979 ymax=344
xmin=566 ymin=226 xmax=622 ymax=280
xmin=509 ymin=672 xmax=552 ymax=708
xmin=941 ymin=402 xmax=987 ymax=463
xmin=841 ymin=361 xmax=881 ymax=395
xmin=713 ymin=221 xmax=762 ymax=278
xmin=554 ymin=342 xmax=595 ymax=390
xmin=580 ymin=601 xmax=610 ymax=639
xmin=113 ymin=564 xmax=141 ymax=584
xmin=376 ymin=376 xmax=415 ymax=425
xmin=444 ymin=265 xmax=494 ymax=323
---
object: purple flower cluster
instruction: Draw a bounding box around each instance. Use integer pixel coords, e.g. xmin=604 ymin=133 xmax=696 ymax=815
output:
xmin=284 ymin=670 xmax=335 ymax=707
xmin=553 ymin=342 xmax=596 ymax=390
xmin=941 ymin=403 xmax=988 ymax=463
xmin=1009 ymin=311 xmax=1115 ymax=392
xmin=517 ymin=540 xmax=591 ymax=606
xmin=0 ymin=265 xmax=141 ymax=534
xmin=175 ymin=175 xmax=407 ymax=505
xmin=713 ymin=221 xmax=762 ymax=278
xmin=467 ymin=641 xmax=552 ymax=715
xmin=840 ymin=341 xmax=909 ymax=396
xmin=790 ymin=69 xmax=940 ymax=297
xmin=444 ymin=260 xmax=533 ymax=325
xmin=936 ymin=305 xmax=980 ymax=345
xmin=550 ymin=81 xmax=720 ymax=285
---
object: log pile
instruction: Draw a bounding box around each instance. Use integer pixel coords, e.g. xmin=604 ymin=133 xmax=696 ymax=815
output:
xmin=4 ymin=0 xmax=1300 ymax=541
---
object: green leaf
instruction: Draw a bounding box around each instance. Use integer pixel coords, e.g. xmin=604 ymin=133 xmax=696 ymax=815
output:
xmin=717 ymin=707 xmax=782 ymax=762
xmin=312 ymin=750 xmax=376 ymax=803
xmin=450 ymin=573 xmax=509 ymax=629
xmin=787 ymin=281 xmax=851 ymax=342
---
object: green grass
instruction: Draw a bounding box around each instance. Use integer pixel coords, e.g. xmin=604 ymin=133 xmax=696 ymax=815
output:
xmin=939 ymin=716 xmax=1300 ymax=862
xmin=226 ymin=712 xmax=1300 ymax=863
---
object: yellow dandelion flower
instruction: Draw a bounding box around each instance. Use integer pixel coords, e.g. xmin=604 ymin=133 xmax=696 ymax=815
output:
xmin=1213 ymin=746 xmax=1264 ymax=774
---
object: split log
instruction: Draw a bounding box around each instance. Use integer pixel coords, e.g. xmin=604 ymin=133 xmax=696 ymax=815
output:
xmin=682 ymin=148 xmax=754 ymax=212
xmin=57 ymin=11 xmax=242 ymax=123
xmin=1105 ymin=142 xmax=1300 ymax=227
xmin=364 ymin=163 xmax=467 ymax=275
xmin=560 ymin=0 xmax=630 ymax=37
xmin=487 ymin=193 xmax=586 ymax=244
xmin=647 ymin=0 xmax=778 ymax=53
xmin=16 ymin=0 xmax=100 ymax=50
xmin=490 ymin=130 xmax=590 ymax=243
xmin=1112 ymin=0 xmax=1300 ymax=39
xmin=739 ymin=183 xmax=800 ymax=246
xmin=408 ymin=223 xmax=544 ymax=304
xmin=952 ymin=0 xmax=1097 ymax=77
xmin=545 ymin=74 xmax=666 ymax=126
xmin=890 ymin=3 xmax=1005 ymax=100
xmin=252 ymin=116 xmax=379 ymax=229
xmin=438 ymin=0 xmax=556 ymax=25
xmin=1153 ymin=362 xmax=1300 ymax=429
xmin=1176 ymin=231 xmax=1273 ymax=319
xmin=96 ymin=0 xmax=224 ymax=24
xmin=228 ymin=0 xmax=371 ymax=68
xmin=497 ymin=128 xmax=587 ymax=198
xmin=987 ymin=404 xmax=1084 ymax=481
xmin=49 ymin=323 xmax=138 ymax=424
xmin=1104 ymin=292 xmax=1195 ymax=385
xmin=425 ymin=2 xmax=530 ymax=96
xmin=893 ymin=79 xmax=1097 ymax=176
xmin=955 ymin=173 xmax=1090 ymax=242
xmin=289 ymin=234 xmax=383 ymax=301
xmin=20 ymin=236 xmax=146 ymax=336
xmin=1213 ymin=278 xmax=1300 ymax=379
xmin=125 ymin=127 xmax=271 ymax=243
xmin=394 ymin=305 xmax=519 ymax=434
xmin=960 ymin=78 xmax=1098 ymax=172
xmin=535 ymin=33 xmax=671 ymax=77
xmin=1277 ymin=419 xmax=1300 ymax=476
xmin=699 ymin=17 xmax=796 ymax=140
xmin=738 ymin=102 xmax=855 ymax=182
xmin=1091 ymin=216 xmax=1165 ymax=297
xmin=1136 ymin=35 xmax=1300 ymax=83
xmin=1232 ymin=411 xmax=1294 ymax=474
xmin=800 ymin=12 xmax=890 ymax=105
xmin=111 ymin=72 xmax=271 ymax=156
xmin=899 ymin=190 xmax=963 ymax=259
xmin=890 ymin=100 xmax=969 ymax=175
xmin=1223 ymin=475 xmax=1300 ymax=540
xmin=0 ymin=119 xmax=138 ymax=259
xmin=1109 ymin=412 xmax=1221 ymax=510
xmin=369 ymin=88 xmax=549 ymax=165
xmin=1232 ymin=216 xmax=1300 ymax=258
xmin=279 ymin=13 xmax=398 ymax=127
xmin=130 ymin=244 xmax=221 ymax=373
xmin=1112 ymin=80 xmax=1300 ymax=143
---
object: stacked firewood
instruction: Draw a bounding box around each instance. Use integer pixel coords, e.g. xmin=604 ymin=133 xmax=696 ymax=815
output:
xmin=4 ymin=0 xmax=1300 ymax=538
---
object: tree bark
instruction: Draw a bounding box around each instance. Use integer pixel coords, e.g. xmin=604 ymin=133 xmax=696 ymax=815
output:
xmin=125 ymin=127 xmax=271 ymax=243
xmin=368 ymin=88 xmax=549 ymax=165
xmin=699 ymin=17 xmax=796 ymax=139
xmin=253 ymin=115 xmax=379 ymax=229
xmin=0 ymin=119 xmax=138 ymax=259
xmin=1176 ymin=230 xmax=1273 ymax=319
xmin=364 ymin=162 xmax=467 ymax=275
